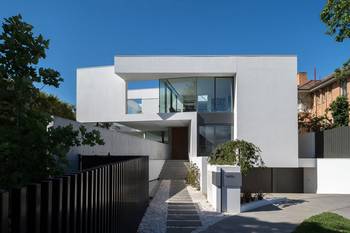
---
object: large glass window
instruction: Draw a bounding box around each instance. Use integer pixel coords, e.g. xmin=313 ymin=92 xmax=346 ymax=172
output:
xmin=198 ymin=125 xmax=232 ymax=156
xmin=159 ymin=78 xmax=196 ymax=113
xmin=159 ymin=77 xmax=233 ymax=113
xmin=197 ymin=78 xmax=215 ymax=112
xmin=215 ymin=78 xmax=232 ymax=112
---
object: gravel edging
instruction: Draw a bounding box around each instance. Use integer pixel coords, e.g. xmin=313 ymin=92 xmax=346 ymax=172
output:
xmin=138 ymin=180 xmax=170 ymax=233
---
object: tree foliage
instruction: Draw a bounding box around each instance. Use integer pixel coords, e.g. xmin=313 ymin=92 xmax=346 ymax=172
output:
xmin=329 ymin=96 xmax=350 ymax=127
xmin=36 ymin=92 xmax=76 ymax=120
xmin=321 ymin=0 xmax=350 ymax=80
xmin=334 ymin=59 xmax=350 ymax=80
xmin=298 ymin=112 xmax=333 ymax=133
xmin=208 ymin=140 xmax=264 ymax=175
xmin=321 ymin=0 xmax=350 ymax=42
xmin=0 ymin=15 xmax=104 ymax=189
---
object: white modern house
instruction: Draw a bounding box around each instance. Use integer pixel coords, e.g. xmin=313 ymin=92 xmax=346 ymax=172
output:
xmin=76 ymin=55 xmax=308 ymax=194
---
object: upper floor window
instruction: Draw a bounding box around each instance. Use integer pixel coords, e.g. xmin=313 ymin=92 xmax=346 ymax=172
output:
xmin=159 ymin=77 xmax=233 ymax=113
xmin=159 ymin=78 xmax=196 ymax=113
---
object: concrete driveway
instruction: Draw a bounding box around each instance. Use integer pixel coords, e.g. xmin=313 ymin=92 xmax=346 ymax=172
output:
xmin=198 ymin=193 xmax=350 ymax=233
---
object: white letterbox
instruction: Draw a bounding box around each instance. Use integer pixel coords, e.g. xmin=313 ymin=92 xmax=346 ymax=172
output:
xmin=207 ymin=165 xmax=241 ymax=213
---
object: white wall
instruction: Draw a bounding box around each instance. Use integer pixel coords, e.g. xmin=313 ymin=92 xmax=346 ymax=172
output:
xmin=235 ymin=56 xmax=298 ymax=167
xmin=77 ymin=66 xmax=126 ymax=122
xmin=303 ymin=159 xmax=350 ymax=194
xmin=315 ymin=159 xmax=350 ymax=194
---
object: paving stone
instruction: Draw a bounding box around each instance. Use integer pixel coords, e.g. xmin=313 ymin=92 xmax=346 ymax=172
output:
xmin=168 ymin=210 xmax=198 ymax=215
xmin=168 ymin=206 xmax=197 ymax=210
xmin=167 ymin=220 xmax=202 ymax=227
xmin=168 ymin=203 xmax=195 ymax=206
xmin=166 ymin=227 xmax=197 ymax=233
xmin=167 ymin=214 xmax=200 ymax=221
xmin=166 ymin=180 xmax=202 ymax=233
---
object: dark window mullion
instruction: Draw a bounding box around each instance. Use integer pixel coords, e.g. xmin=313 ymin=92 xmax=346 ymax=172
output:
xmin=214 ymin=77 xmax=217 ymax=112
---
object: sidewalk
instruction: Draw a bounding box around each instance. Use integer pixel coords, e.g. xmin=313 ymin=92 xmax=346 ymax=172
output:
xmin=198 ymin=193 xmax=350 ymax=233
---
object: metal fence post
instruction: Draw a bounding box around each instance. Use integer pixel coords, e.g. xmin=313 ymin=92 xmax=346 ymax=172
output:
xmin=27 ymin=183 xmax=41 ymax=233
xmin=61 ymin=176 xmax=71 ymax=233
xmin=11 ymin=187 xmax=27 ymax=233
xmin=0 ymin=191 xmax=9 ymax=233
xmin=69 ymin=174 xmax=78 ymax=233
xmin=51 ymin=178 xmax=63 ymax=233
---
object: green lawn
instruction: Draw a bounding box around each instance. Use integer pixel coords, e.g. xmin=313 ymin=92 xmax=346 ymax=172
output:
xmin=293 ymin=212 xmax=350 ymax=233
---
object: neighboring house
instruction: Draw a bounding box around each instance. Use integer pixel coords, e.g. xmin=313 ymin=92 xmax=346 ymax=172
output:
xmin=298 ymin=72 xmax=350 ymax=117
xmin=76 ymin=55 xmax=308 ymax=193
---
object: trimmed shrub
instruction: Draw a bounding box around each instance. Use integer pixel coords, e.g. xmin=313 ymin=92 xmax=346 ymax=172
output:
xmin=208 ymin=140 xmax=264 ymax=175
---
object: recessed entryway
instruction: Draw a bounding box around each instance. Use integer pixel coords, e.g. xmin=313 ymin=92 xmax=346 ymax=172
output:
xmin=171 ymin=127 xmax=189 ymax=160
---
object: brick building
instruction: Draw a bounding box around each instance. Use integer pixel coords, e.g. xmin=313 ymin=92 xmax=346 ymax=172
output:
xmin=298 ymin=72 xmax=350 ymax=118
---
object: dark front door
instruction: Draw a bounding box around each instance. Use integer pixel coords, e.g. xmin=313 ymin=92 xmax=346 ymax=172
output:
xmin=171 ymin=127 xmax=189 ymax=160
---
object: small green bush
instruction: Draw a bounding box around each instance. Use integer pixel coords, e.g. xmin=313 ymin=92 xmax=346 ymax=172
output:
xmin=208 ymin=140 xmax=263 ymax=175
xmin=186 ymin=162 xmax=200 ymax=190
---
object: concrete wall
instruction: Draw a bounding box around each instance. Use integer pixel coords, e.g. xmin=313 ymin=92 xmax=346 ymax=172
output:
xmin=299 ymin=132 xmax=315 ymax=158
xmin=77 ymin=66 xmax=126 ymax=122
xmin=303 ymin=167 xmax=317 ymax=193
xmin=235 ymin=56 xmax=298 ymax=167
xmin=304 ymin=159 xmax=350 ymax=194
xmin=53 ymin=117 xmax=170 ymax=182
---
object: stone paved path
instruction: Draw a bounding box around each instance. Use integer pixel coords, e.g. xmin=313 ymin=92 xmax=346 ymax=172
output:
xmin=166 ymin=180 xmax=202 ymax=233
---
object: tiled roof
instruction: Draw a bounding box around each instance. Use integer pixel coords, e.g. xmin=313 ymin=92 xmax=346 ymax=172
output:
xmin=298 ymin=80 xmax=321 ymax=90
xmin=298 ymin=74 xmax=336 ymax=92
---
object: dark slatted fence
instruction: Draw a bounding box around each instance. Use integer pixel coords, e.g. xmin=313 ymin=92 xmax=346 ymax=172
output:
xmin=0 ymin=156 xmax=149 ymax=233
xmin=315 ymin=127 xmax=350 ymax=158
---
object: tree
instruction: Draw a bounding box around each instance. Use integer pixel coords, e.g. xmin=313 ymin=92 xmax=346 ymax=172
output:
xmin=321 ymin=0 xmax=350 ymax=42
xmin=208 ymin=140 xmax=264 ymax=175
xmin=334 ymin=59 xmax=350 ymax=80
xmin=0 ymin=15 xmax=104 ymax=189
xmin=298 ymin=112 xmax=333 ymax=133
xmin=321 ymin=0 xmax=350 ymax=80
xmin=329 ymin=96 xmax=349 ymax=127
xmin=36 ymin=92 xmax=76 ymax=120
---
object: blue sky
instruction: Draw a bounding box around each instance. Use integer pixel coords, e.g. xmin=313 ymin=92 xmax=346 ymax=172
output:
xmin=1 ymin=0 xmax=349 ymax=105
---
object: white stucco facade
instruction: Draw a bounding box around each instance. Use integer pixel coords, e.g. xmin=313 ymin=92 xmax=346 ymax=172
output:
xmin=77 ymin=55 xmax=298 ymax=169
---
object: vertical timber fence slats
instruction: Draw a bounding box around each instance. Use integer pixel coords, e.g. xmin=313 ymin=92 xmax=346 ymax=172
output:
xmin=0 ymin=156 xmax=149 ymax=233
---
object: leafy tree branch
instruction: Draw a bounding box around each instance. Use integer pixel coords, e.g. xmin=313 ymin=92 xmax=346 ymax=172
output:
xmin=0 ymin=15 xmax=104 ymax=189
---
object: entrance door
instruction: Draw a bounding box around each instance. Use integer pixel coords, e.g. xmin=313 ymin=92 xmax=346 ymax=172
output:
xmin=171 ymin=127 xmax=189 ymax=160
